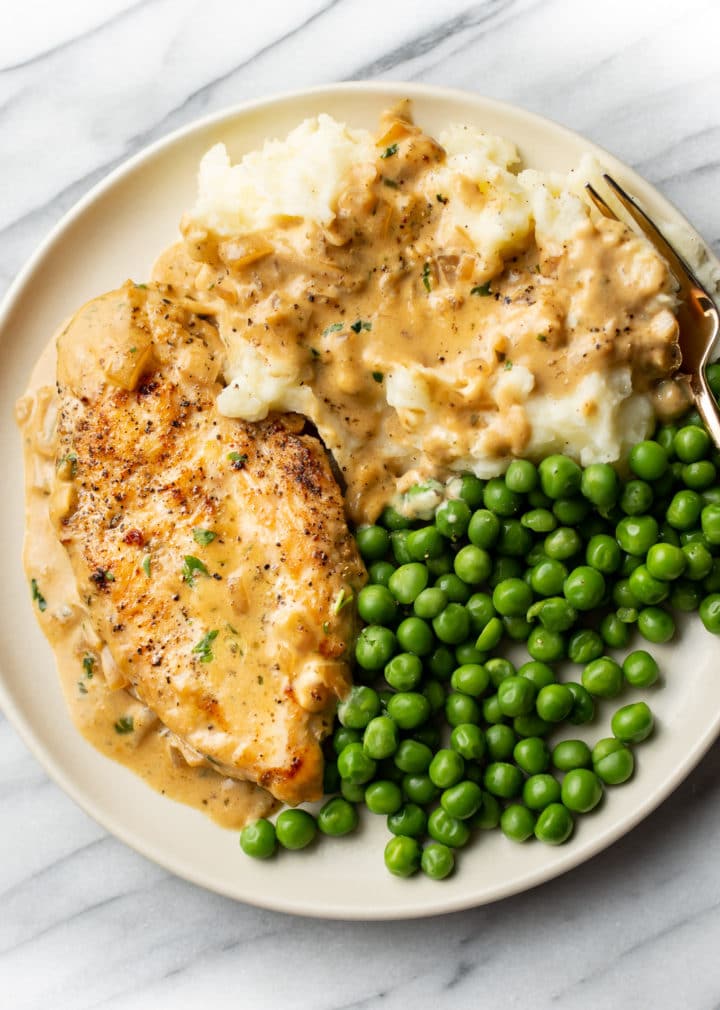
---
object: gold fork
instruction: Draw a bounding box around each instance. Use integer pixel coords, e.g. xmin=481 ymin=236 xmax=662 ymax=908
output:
xmin=585 ymin=174 xmax=720 ymax=446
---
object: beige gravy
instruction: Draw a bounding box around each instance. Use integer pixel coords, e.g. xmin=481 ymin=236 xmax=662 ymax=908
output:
xmin=18 ymin=340 xmax=277 ymax=829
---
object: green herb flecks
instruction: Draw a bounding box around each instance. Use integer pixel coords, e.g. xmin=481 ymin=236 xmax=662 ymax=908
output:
xmin=228 ymin=451 xmax=248 ymax=469
xmin=193 ymin=528 xmax=217 ymax=547
xmin=77 ymin=681 xmax=88 ymax=695
xmin=351 ymin=320 xmax=372 ymax=334
xmin=372 ymin=371 xmax=384 ymax=383
xmin=536 ymin=334 xmax=548 ymax=343
xmin=82 ymin=655 xmax=95 ymax=678
xmin=422 ymin=262 xmax=432 ymax=293
xmin=382 ymin=177 xmax=399 ymax=189
xmin=57 ymin=452 xmax=78 ymax=479
xmin=31 ymin=579 xmax=47 ymax=612
xmin=333 ymin=588 xmax=354 ymax=615
xmin=193 ymin=629 xmax=219 ymax=664
xmin=182 ymin=555 xmax=209 ymax=587
xmin=142 ymin=555 xmax=152 ymax=578
xmin=504 ymin=360 xmax=513 ymax=371
xmin=323 ymin=322 xmax=343 ymax=336
xmin=114 ymin=715 xmax=134 ymax=734
xmin=436 ymin=193 xmax=448 ymax=205
xmin=380 ymin=143 xmax=398 ymax=159
xmin=471 ymin=282 xmax=492 ymax=296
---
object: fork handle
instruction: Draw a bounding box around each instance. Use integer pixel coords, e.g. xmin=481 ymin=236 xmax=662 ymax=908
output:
xmin=691 ymin=374 xmax=720 ymax=449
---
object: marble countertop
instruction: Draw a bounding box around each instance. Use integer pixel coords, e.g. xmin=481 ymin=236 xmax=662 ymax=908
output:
xmin=3 ymin=1 xmax=720 ymax=1006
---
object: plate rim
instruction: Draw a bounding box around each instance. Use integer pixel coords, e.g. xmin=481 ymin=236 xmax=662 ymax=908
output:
xmin=2 ymin=79 xmax=720 ymax=920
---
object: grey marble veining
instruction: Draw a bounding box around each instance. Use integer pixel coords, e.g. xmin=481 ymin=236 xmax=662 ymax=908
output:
xmin=3 ymin=1 xmax=720 ymax=1006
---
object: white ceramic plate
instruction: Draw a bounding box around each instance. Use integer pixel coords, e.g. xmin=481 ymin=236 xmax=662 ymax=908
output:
xmin=2 ymin=82 xmax=719 ymax=920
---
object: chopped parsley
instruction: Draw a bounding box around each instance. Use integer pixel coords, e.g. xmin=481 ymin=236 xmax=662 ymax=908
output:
xmin=504 ymin=360 xmax=513 ymax=371
xmin=134 ymin=283 xmax=148 ymax=290
xmin=30 ymin=578 xmax=47 ymax=612
xmin=323 ymin=322 xmax=343 ymax=336
xmin=192 ymin=629 xmax=219 ymax=664
xmin=114 ymin=715 xmax=134 ymax=734
xmin=182 ymin=555 xmax=209 ymax=587
xmin=382 ymin=177 xmax=399 ymax=189
xmin=82 ymin=655 xmax=95 ymax=678
xmin=351 ymin=320 xmax=372 ymax=334
xmin=372 ymin=371 xmax=384 ymax=383
xmin=228 ymin=451 xmax=248 ymax=469
xmin=436 ymin=193 xmax=448 ymax=205
xmin=471 ymin=282 xmax=492 ymax=296
xmin=57 ymin=452 xmax=78 ymax=478
xmin=422 ymin=262 xmax=432 ymax=293
xmin=380 ymin=143 xmax=398 ymax=159
xmin=77 ymin=681 xmax=88 ymax=695
xmin=322 ymin=620 xmax=331 ymax=635
xmin=141 ymin=555 xmax=152 ymax=578
xmin=193 ymin=528 xmax=217 ymax=547
xmin=536 ymin=334 xmax=548 ymax=343
xmin=333 ymin=588 xmax=353 ymax=614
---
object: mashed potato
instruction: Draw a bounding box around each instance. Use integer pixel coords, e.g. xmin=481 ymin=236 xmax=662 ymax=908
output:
xmin=164 ymin=104 xmax=681 ymax=521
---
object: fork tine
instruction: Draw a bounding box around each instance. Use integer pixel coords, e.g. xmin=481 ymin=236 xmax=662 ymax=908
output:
xmin=601 ymin=173 xmax=701 ymax=292
xmin=584 ymin=182 xmax=620 ymax=221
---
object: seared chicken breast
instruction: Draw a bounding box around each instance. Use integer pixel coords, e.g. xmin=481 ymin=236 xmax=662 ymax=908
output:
xmin=50 ymin=282 xmax=364 ymax=805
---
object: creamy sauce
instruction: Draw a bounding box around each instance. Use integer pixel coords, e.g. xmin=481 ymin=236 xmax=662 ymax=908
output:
xmin=18 ymin=340 xmax=277 ymax=829
xmin=157 ymin=108 xmax=681 ymax=523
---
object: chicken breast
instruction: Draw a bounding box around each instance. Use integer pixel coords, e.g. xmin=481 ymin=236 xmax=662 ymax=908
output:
xmin=50 ymin=282 xmax=364 ymax=805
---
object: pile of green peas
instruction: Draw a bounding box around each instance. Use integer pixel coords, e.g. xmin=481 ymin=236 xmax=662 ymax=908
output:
xmin=240 ymin=395 xmax=720 ymax=879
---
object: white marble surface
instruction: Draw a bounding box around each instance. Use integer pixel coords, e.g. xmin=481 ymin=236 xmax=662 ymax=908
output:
xmin=3 ymin=0 xmax=720 ymax=1006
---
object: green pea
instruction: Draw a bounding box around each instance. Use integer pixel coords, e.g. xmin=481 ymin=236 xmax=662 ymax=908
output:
xmin=513 ymin=736 xmax=550 ymax=775
xmin=454 ymin=544 xmax=492 ymax=585
xmin=468 ymin=508 xmax=501 ymax=548
xmin=655 ymin=424 xmax=678 ymax=455
xmin=620 ymin=480 xmax=654 ymax=516
xmin=475 ymin=616 xmax=504 ymax=651
xmin=387 ymin=563 xmax=427 ymax=605
xmin=486 ymin=656 xmax=516 ymax=687
xmin=450 ymin=723 xmax=486 ymax=761
xmin=534 ymin=803 xmax=574 ymax=845
xmin=666 ymin=490 xmax=703 ymax=530
xmin=552 ymin=739 xmax=592 ymax=772
xmin=357 ymin=584 xmax=396 ymax=626
xmin=445 ymin=692 xmax=481 ymax=726
xmin=611 ymin=701 xmax=654 ymax=744
xmin=562 ymin=566 xmax=605 ymax=611
xmin=682 ymin=542 xmax=713 ymax=581
xmin=513 ymin=712 xmax=553 ymax=738
xmin=472 ymin=791 xmax=501 ymax=830
xmin=682 ymin=460 xmax=716 ymax=490
xmin=427 ymin=553 xmax=454 ymax=576
xmin=421 ymin=842 xmax=455 ymax=880
xmin=363 ymin=716 xmax=399 ymax=760
xmin=699 ymin=594 xmax=720 ymax=634
xmin=487 ymin=725 xmax=519 ymax=762
xmin=412 ymin=587 xmax=447 ymax=620
xmin=340 ymin=778 xmax=366 ymax=803
xmin=355 ymin=626 xmax=397 ymax=671
xmin=484 ymin=477 xmax=523 ymax=516
xmin=465 ymin=591 xmax=496 ymax=629
xmin=441 ymin=780 xmax=483 ymax=819
xmin=492 ymin=577 xmax=533 ymax=616
xmin=523 ymin=773 xmax=561 ymax=810
xmin=456 ymin=474 xmax=485 ymax=508
xmin=646 ymin=542 xmax=687 ymax=581
xmin=616 ymin=515 xmax=659 ymax=556
xmin=518 ymin=660 xmax=556 ymax=690
xmin=275 ymin=809 xmax=317 ymax=850
xmin=405 ymin=526 xmax=444 ymax=562
xmin=704 ymin=560 xmax=720 ymax=593
xmin=527 ymin=597 xmax=577 ymax=632
xmin=390 ymin=530 xmax=413 ymax=564
xmin=628 ymin=565 xmax=669 ymax=606
xmin=384 ymin=836 xmax=421 ymax=877
xmin=368 ymin=560 xmax=396 ymax=586
xmin=337 ymin=742 xmax=377 ymax=785
xmin=484 ymin=761 xmax=524 ymax=798
xmin=582 ymin=656 xmax=623 ymax=698
xmin=380 ymin=505 xmax=411 ymax=530
xmin=496 ymin=519 xmax=533 ymax=559
xmin=386 ymin=692 xmax=431 ymax=730
xmin=675 ymin=425 xmax=711 ymax=462
xmin=396 ymin=616 xmax=434 ymax=656
xmin=338 ymin=686 xmax=381 ymax=729
xmin=364 ymin=780 xmax=403 ymax=815
xmin=592 ymin=737 xmax=634 ymax=785
xmin=333 ymin=726 xmax=361 ymax=755
xmin=707 ymin=362 xmax=720 ymax=397
xmin=240 ymin=818 xmax=277 ymax=859
xmin=671 ymin=579 xmax=703 ymax=612
xmin=505 ymin=459 xmax=538 ymax=493
xmin=586 ymin=534 xmax=622 ymax=573
xmin=384 ymin=653 xmax=423 ymax=692
xmin=490 ymin=557 xmax=524 ymax=588
xmin=522 ymin=508 xmax=557 ymax=533
xmin=526 ymin=542 xmax=549 ymax=567
xmin=402 ymin=773 xmax=438 ymax=805
xmin=538 ymin=454 xmax=582 ymax=499
xmin=450 ymin=663 xmax=490 ymax=697
xmin=433 ymin=603 xmax=471 ymax=644
xmin=581 ymin=462 xmax=620 ymax=507
xmin=393 ymin=740 xmax=432 ymax=776
xmin=544 ymin=527 xmax=582 ymax=561
xmin=599 ymin=612 xmax=629 ymax=649
xmin=503 ymin=615 xmax=533 ymax=640
xmin=527 ymin=626 xmax=566 ymax=663
xmin=388 ymin=803 xmax=427 ymax=838
xmin=566 ymin=682 xmax=596 ymax=724
xmin=637 ymin=606 xmax=675 ymax=643
xmin=553 ymin=496 xmax=591 ymax=525
xmin=429 ymin=748 xmax=465 ymax=789
xmin=317 ymin=797 xmax=359 ymax=837
xmin=568 ymin=629 xmax=604 ymax=664
xmin=427 ymin=808 xmax=471 ymax=848
xmin=482 ymin=694 xmax=506 ymax=725
xmin=356 ymin=525 xmax=390 ymax=562
xmin=435 ymin=498 xmax=471 ymax=540
xmin=530 ymin=559 xmax=568 ymax=597
xmin=536 ymin=683 xmax=574 ymax=722
xmin=500 ymin=804 xmax=536 ymax=842
xmin=612 ymin=578 xmax=641 ymax=610
xmin=423 ymin=679 xmax=445 ymax=714
xmin=629 ymin=440 xmax=668 ymax=480
xmin=561 ymin=768 xmax=603 ymax=813
xmin=496 ymin=675 xmax=537 ymax=717
xmin=701 ymin=503 xmax=720 ymax=545
xmin=428 ymin=645 xmax=456 ymax=680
